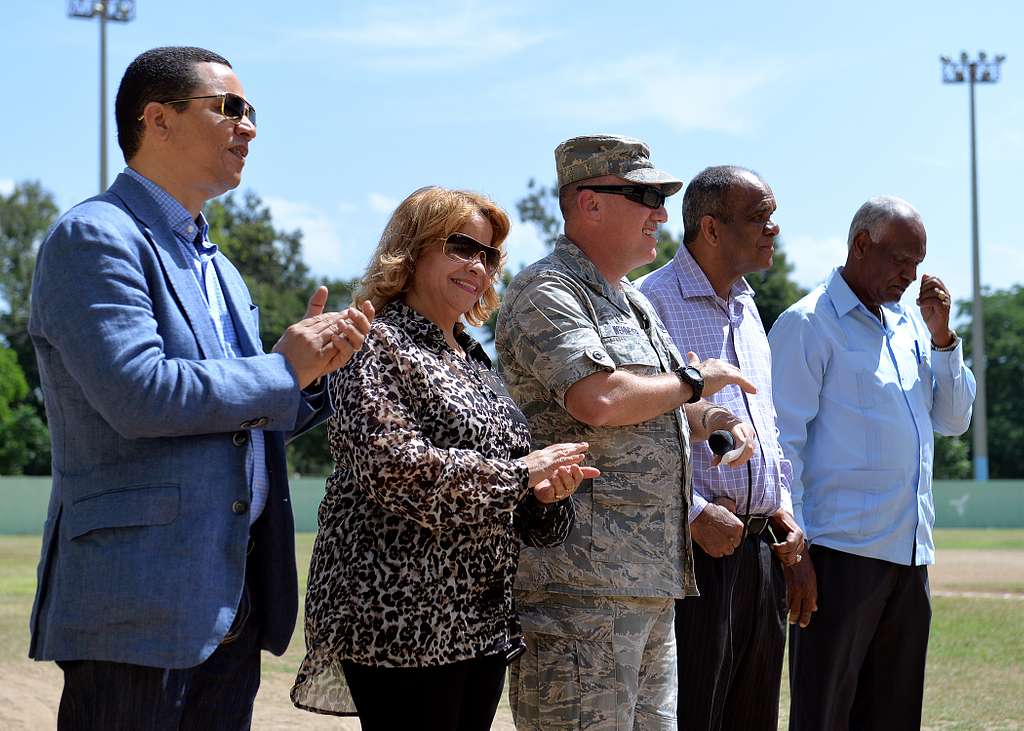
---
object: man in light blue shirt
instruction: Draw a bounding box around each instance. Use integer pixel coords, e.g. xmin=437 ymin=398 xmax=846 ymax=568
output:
xmin=768 ymin=195 xmax=975 ymax=730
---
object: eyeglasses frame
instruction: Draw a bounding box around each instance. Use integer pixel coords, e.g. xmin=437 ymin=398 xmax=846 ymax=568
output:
xmin=576 ymin=183 xmax=667 ymax=210
xmin=136 ymin=92 xmax=256 ymax=126
xmin=440 ymin=233 xmax=503 ymax=276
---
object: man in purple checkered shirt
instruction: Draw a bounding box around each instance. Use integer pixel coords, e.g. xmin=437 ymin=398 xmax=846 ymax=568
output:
xmin=640 ymin=166 xmax=808 ymax=731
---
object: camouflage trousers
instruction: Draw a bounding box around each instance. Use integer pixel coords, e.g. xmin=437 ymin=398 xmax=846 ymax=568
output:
xmin=509 ymin=590 xmax=676 ymax=730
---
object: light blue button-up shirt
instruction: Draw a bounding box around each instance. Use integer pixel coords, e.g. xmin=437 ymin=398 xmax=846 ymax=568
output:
xmin=124 ymin=167 xmax=270 ymax=524
xmin=768 ymin=268 xmax=975 ymax=566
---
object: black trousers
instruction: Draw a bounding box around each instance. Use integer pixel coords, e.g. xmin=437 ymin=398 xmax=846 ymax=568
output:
xmin=675 ymin=531 xmax=787 ymax=731
xmin=56 ymin=581 xmax=261 ymax=731
xmin=788 ymin=545 xmax=931 ymax=731
xmin=342 ymin=653 xmax=507 ymax=731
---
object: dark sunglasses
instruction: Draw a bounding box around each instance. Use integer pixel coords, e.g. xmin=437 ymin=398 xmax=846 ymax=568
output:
xmin=576 ymin=184 xmax=667 ymax=210
xmin=441 ymin=233 xmax=502 ymax=274
xmin=137 ymin=92 xmax=256 ymax=127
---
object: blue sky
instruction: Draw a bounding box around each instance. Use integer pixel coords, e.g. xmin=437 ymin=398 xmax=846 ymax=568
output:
xmin=3 ymin=1 xmax=1022 ymax=312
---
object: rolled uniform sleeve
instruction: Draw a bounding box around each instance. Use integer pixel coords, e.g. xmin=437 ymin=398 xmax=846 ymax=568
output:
xmin=502 ymin=275 xmax=616 ymax=407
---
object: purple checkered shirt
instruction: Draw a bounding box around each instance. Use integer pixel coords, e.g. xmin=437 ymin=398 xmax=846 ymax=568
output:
xmin=639 ymin=245 xmax=793 ymax=523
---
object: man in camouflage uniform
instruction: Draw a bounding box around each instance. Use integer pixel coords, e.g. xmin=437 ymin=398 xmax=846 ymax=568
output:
xmin=496 ymin=135 xmax=758 ymax=730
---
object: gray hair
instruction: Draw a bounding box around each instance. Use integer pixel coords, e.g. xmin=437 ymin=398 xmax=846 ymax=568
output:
xmin=847 ymin=196 xmax=922 ymax=248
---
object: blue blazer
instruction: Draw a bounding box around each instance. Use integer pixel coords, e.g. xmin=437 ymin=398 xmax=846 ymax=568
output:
xmin=27 ymin=173 xmax=324 ymax=668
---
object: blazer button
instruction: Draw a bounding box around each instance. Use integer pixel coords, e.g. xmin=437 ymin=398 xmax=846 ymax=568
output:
xmin=232 ymin=500 xmax=249 ymax=515
xmin=232 ymin=431 xmax=249 ymax=447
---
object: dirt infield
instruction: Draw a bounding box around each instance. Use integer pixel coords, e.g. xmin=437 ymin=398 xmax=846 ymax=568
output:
xmin=1 ymin=543 xmax=1020 ymax=730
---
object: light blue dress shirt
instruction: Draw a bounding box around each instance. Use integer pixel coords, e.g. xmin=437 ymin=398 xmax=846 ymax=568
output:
xmin=124 ymin=168 xmax=269 ymax=524
xmin=768 ymin=268 xmax=975 ymax=566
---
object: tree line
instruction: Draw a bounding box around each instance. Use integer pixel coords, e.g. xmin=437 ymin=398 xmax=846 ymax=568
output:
xmin=2 ymin=180 xmax=1018 ymax=478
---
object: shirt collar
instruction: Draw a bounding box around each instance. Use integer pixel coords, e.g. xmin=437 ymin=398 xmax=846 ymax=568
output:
xmin=123 ymin=167 xmax=211 ymax=248
xmin=826 ymin=266 xmax=909 ymax=326
xmin=387 ymin=299 xmax=490 ymax=367
xmin=553 ymin=235 xmax=630 ymax=313
xmin=671 ymin=243 xmax=754 ymax=303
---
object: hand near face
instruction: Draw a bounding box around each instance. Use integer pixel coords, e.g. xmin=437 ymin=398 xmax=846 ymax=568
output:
xmin=917 ymin=274 xmax=955 ymax=347
xmin=272 ymin=287 xmax=376 ymax=389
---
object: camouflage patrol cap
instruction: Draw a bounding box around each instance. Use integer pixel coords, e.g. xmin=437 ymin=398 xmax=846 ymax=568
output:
xmin=555 ymin=134 xmax=683 ymax=195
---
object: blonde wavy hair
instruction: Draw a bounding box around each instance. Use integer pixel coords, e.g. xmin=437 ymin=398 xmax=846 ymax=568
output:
xmin=354 ymin=186 xmax=511 ymax=327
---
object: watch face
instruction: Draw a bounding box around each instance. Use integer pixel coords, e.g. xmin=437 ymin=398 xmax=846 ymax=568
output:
xmin=684 ymin=366 xmax=703 ymax=383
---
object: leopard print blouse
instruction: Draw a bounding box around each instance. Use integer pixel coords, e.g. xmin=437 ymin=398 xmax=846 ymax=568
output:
xmin=291 ymin=300 xmax=575 ymax=716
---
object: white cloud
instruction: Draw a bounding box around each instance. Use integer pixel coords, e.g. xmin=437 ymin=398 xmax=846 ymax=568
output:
xmin=780 ymin=234 xmax=847 ymax=290
xmin=494 ymin=53 xmax=785 ymax=135
xmin=368 ymin=193 xmax=398 ymax=214
xmin=296 ymin=3 xmax=551 ymax=70
xmin=264 ymin=196 xmax=369 ymax=280
xmin=0 ymin=179 xmax=14 ymax=196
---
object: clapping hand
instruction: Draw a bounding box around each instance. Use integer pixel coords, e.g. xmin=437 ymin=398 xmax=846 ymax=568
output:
xmin=272 ymin=286 xmax=375 ymax=389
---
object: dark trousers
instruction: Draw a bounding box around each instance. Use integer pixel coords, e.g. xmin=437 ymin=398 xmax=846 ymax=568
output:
xmin=342 ymin=653 xmax=507 ymax=731
xmin=788 ymin=545 xmax=931 ymax=731
xmin=57 ymin=582 xmax=261 ymax=731
xmin=675 ymin=531 xmax=787 ymax=731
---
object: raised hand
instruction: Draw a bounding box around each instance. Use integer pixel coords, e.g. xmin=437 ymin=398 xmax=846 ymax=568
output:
xmin=686 ymin=352 xmax=757 ymax=398
xmin=917 ymin=274 xmax=955 ymax=347
xmin=272 ymin=289 xmax=375 ymax=389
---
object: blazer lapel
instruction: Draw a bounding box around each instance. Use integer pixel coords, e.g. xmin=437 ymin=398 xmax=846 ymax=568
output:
xmin=213 ymin=257 xmax=263 ymax=357
xmin=108 ymin=174 xmax=222 ymax=360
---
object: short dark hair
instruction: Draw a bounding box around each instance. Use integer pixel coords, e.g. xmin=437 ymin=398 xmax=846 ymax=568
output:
xmin=115 ymin=46 xmax=232 ymax=162
xmin=681 ymin=165 xmax=756 ymax=244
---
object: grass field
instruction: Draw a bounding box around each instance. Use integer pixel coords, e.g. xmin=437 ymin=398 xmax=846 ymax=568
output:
xmin=1 ymin=530 xmax=1021 ymax=730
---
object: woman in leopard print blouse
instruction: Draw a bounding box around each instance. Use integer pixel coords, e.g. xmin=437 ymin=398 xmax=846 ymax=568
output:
xmin=291 ymin=186 xmax=598 ymax=729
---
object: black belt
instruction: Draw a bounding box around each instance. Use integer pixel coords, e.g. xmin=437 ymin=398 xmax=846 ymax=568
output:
xmin=743 ymin=515 xmax=772 ymax=537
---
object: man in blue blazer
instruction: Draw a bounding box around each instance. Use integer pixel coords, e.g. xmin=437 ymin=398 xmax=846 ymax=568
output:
xmin=27 ymin=46 xmax=373 ymax=728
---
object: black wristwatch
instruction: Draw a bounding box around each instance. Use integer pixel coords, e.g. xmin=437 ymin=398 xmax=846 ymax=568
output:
xmin=674 ymin=365 xmax=704 ymax=404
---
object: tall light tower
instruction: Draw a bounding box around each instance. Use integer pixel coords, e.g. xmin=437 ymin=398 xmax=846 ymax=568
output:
xmin=940 ymin=51 xmax=1005 ymax=481
xmin=68 ymin=1 xmax=137 ymax=193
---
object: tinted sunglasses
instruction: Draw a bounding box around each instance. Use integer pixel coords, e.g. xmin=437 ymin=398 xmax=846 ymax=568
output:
xmin=137 ymin=92 xmax=256 ymax=127
xmin=576 ymin=184 xmax=666 ymax=210
xmin=441 ymin=233 xmax=502 ymax=275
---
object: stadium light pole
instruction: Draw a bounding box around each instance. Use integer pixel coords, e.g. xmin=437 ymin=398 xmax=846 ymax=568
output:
xmin=68 ymin=1 xmax=137 ymax=193
xmin=940 ymin=51 xmax=1005 ymax=481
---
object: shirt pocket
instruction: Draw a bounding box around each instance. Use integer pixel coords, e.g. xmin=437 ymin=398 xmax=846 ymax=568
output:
xmin=831 ymin=350 xmax=887 ymax=410
xmin=590 ymin=469 xmax=668 ymax=564
xmin=824 ymin=469 xmax=904 ymax=537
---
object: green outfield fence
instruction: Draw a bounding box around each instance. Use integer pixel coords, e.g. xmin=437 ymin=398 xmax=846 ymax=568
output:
xmin=1 ymin=477 xmax=1022 ymax=535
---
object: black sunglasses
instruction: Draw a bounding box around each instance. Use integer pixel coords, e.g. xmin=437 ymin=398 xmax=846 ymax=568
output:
xmin=441 ymin=233 xmax=502 ymax=275
xmin=138 ymin=92 xmax=256 ymax=127
xmin=576 ymin=184 xmax=667 ymax=210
